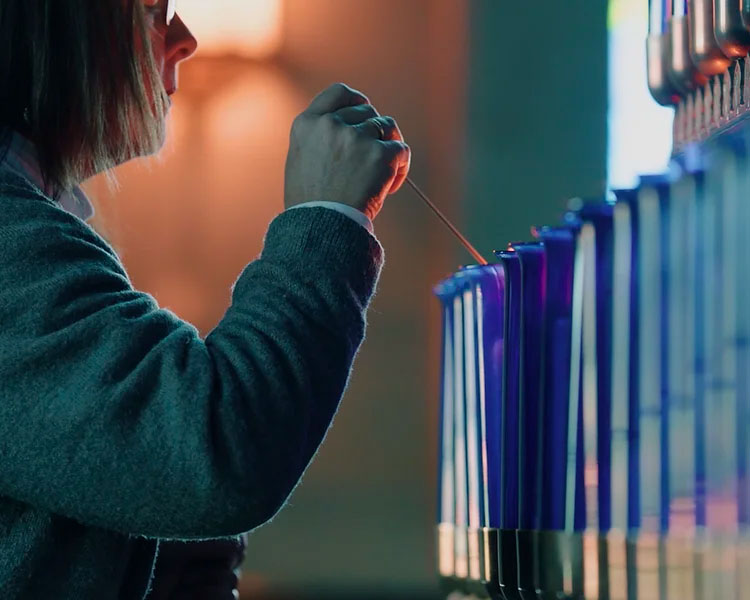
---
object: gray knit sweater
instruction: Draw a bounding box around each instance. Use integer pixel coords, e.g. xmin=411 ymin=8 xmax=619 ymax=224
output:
xmin=0 ymin=165 xmax=384 ymax=598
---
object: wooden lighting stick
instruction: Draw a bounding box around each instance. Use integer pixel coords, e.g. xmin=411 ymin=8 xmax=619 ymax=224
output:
xmin=405 ymin=176 xmax=488 ymax=265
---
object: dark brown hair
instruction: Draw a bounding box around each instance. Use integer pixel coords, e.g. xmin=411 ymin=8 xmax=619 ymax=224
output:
xmin=0 ymin=0 xmax=168 ymax=196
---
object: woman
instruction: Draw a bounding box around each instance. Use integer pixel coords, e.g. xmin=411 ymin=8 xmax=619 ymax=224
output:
xmin=0 ymin=0 xmax=410 ymax=598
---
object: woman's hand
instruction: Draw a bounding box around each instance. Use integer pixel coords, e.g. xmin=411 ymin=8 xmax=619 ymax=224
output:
xmin=284 ymin=82 xmax=412 ymax=221
xmin=146 ymin=533 xmax=247 ymax=599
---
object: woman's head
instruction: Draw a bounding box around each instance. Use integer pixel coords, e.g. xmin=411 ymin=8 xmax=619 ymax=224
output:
xmin=0 ymin=0 xmax=197 ymax=195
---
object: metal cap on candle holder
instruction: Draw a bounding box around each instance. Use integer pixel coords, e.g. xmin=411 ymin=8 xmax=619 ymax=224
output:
xmin=741 ymin=0 xmax=750 ymax=31
xmin=690 ymin=0 xmax=732 ymax=77
xmin=671 ymin=15 xmax=710 ymax=91
xmin=647 ymin=32 xmax=682 ymax=106
xmin=714 ymin=0 xmax=750 ymax=58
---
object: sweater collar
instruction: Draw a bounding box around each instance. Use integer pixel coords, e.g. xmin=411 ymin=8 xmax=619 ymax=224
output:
xmin=1 ymin=129 xmax=95 ymax=222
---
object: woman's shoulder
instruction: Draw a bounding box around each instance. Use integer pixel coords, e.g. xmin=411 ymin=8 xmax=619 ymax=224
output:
xmin=0 ymin=161 xmax=122 ymax=265
xmin=0 ymin=161 xmax=58 ymax=208
xmin=0 ymin=161 xmax=96 ymax=230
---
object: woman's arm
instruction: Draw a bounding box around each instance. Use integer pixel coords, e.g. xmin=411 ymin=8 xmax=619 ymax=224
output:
xmin=0 ymin=179 xmax=383 ymax=539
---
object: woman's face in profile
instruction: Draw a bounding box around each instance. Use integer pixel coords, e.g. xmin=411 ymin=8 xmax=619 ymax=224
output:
xmin=141 ymin=1 xmax=198 ymax=130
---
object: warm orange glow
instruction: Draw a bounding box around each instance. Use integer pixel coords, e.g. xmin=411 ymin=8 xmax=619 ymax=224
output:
xmin=178 ymin=0 xmax=282 ymax=59
xmin=723 ymin=43 xmax=749 ymax=60
xmin=700 ymin=56 xmax=732 ymax=77
xmin=83 ymin=59 xmax=305 ymax=332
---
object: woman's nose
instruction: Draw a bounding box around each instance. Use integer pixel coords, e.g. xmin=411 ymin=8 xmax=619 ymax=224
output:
xmin=165 ymin=13 xmax=198 ymax=64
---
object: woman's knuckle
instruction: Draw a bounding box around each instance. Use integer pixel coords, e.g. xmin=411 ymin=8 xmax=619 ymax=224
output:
xmin=370 ymin=141 xmax=389 ymax=161
xmin=380 ymin=162 xmax=397 ymax=180
xmin=291 ymin=113 xmax=306 ymax=130
xmin=319 ymin=113 xmax=339 ymax=130
xmin=342 ymin=125 xmax=359 ymax=142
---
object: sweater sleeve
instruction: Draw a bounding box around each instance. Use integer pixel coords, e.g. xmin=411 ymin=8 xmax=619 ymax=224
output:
xmin=0 ymin=181 xmax=383 ymax=540
xmin=286 ymin=201 xmax=374 ymax=234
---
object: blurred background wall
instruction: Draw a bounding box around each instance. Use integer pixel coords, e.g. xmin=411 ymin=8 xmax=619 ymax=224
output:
xmin=83 ymin=1 xmax=607 ymax=598
xmin=465 ymin=1 xmax=609 ymax=252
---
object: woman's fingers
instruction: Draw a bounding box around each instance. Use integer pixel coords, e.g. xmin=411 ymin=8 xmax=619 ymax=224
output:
xmin=339 ymin=109 xmax=410 ymax=196
xmin=286 ymin=83 xmax=411 ymax=220
xmin=335 ymin=103 xmax=380 ymax=124
xmin=306 ymin=82 xmax=369 ymax=115
xmin=378 ymin=140 xmax=412 ymax=195
xmin=356 ymin=115 xmax=404 ymax=143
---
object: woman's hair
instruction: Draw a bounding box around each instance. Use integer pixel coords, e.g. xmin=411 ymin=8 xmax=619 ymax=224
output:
xmin=0 ymin=0 xmax=168 ymax=195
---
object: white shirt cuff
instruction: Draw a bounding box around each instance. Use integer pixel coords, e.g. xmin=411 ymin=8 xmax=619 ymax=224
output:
xmin=285 ymin=201 xmax=374 ymax=235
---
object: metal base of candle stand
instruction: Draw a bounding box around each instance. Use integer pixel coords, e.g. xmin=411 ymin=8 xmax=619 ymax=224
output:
xmin=738 ymin=533 xmax=750 ymax=599
xmin=536 ymin=530 xmax=584 ymax=600
xmin=516 ymin=530 xmax=537 ymax=598
xmin=441 ymin=524 xmax=470 ymax=597
xmin=438 ymin=523 xmax=456 ymax=581
xmin=466 ymin=527 xmax=488 ymax=598
xmin=498 ymin=529 xmax=519 ymax=599
xmin=439 ymin=529 xmax=750 ymax=599
xmin=480 ymin=528 xmax=502 ymax=599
